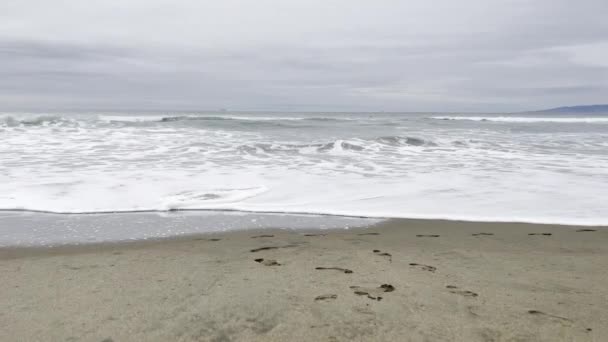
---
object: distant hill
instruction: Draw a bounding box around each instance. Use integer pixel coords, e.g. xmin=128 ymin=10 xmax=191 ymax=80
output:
xmin=534 ymin=105 xmax=608 ymax=114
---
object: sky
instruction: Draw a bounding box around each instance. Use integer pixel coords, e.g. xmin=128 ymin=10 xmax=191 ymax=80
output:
xmin=1 ymin=0 xmax=607 ymax=113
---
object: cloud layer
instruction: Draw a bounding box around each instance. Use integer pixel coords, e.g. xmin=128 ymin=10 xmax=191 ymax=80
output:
xmin=1 ymin=0 xmax=607 ymax=112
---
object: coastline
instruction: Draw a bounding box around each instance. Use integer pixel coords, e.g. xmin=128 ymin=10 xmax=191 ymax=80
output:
xmin=1 ymin=218 xmax=607 ymax=341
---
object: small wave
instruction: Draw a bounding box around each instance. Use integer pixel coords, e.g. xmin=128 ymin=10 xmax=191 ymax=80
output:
xmin=160 ymin=116 xmax=231 ymax=122
xmin=95 ymin=114 xmax=361 ymax=126
xmin=98 ymin=115 xmax=162 ymax=122
xmin=99 ymin=115 xmax=250 ymax=123
xmin=302 ymin=117 xmax=358 ymax=122
xmin=237 ymin=140 xmax=365 ymax=154
xmin=159 ymin=115 xmax=307 ymax=122
xmin=431 ymin=116 xmax=608 ymax=123
xmin=235 ymin=136 xmax=433 ymax=155
xmin=317 ymin=141 xmax=365 ymax=152
xmin=376 ymin=136 xmax=436 ymax=146
xmin=0 ymin=115 xmax=74 ymax=127
xmin=157 ymin=115 xmax=364 ymax=123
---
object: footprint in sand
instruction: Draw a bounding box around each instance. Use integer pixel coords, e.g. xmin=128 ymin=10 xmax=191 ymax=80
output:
xmin=314 ymin=294 xmax=337 ymax=301
xmin=350 ymin=284 xmax=395 ymax=301
xmin=254 ymin=258 xmax=281 ymax=266
xmin=528 ymin=233 xmax=552 ymax=236
xmin=304 ymin=233 xmax=327 ymax=237
xmin=194 ymin=238 xmax=222 ymax=241
xmin=251 ymin=246 xmax=279 ymax=252
xmin=373 ymin=249 xmax=392 ymax=262
xmin=250 ymin=244 xmax=299 ymax=253
xmin=576 ymin=229 xmax=596 ymax=232
xmin=357 ymin=232 xmax=380 ymax=236
xmin=416 ymin=234 xmax=440 ymax=238
xmin=472 ymin=233 xmax=494 ymax=236
xmin=315 ymin=267 xmax=353 ymax=274
xmin=251 ymin=235 xmax=274 ymax=238
xmin=446 ymin=285 xmax=478 ymax=297
xmin=528 ymin=310 xmax=572 ymax=323
xmin=409 ymin=263 xmax=436 ymax=272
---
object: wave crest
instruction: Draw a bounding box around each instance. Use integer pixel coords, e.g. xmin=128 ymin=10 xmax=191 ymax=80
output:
xmin=237 ymin=141 xmax=365 ymax=154
xmin=376 ymin=136 xmax=435 ymax=146
xmin=431 ymin=116 xmax=608 ymax=123
xmin=236 ymin=136 xmax=434 ymax=155
xmin=0 ymin=115 xmax=75 ymax=127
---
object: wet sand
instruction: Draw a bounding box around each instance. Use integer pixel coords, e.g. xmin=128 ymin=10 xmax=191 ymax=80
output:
xmin=1 ymin=219 xmax=607 ymax=341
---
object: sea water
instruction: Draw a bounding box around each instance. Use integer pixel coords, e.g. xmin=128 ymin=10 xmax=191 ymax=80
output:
xmin=1 ymin=111 xmax=608 ymax=227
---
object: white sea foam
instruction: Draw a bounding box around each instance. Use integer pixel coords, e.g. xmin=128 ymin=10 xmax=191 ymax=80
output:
xmin=98 ymin=115 xmax=163 ymax=122
xmin=96 ymin=114 xmax=363 ymax=123
xmin=97 ymin=114 xmax=309 ymax=122
xmin=432 ymin=116 xmax=608 ymax=123
xmin=1 ymin=112 xmax=608 ymax=227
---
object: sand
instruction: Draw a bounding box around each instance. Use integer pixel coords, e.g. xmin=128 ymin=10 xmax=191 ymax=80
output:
xmin=1 ymin=219 xmax=607 ymax=341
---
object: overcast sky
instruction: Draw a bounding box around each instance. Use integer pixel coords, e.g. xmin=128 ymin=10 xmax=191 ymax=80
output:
xmin=1 ymin=0 xmax=607 ymax=112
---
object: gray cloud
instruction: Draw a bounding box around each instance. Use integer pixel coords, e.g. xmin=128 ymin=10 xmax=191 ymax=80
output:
xmin=1 ymin=0 xmax=607 ymax=112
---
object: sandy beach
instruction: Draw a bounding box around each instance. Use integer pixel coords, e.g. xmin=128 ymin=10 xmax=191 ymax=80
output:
xmin=1 ymin=218 xmax=607 ymax=341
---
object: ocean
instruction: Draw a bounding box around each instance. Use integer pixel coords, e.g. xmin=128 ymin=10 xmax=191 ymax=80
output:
xmin=2 ymin=111 xmax=608 ymax=227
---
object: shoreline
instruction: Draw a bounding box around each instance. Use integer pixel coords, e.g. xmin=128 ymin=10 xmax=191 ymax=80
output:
xmin=1 ymin=211 xmax=607 ymax=250
xmin=2 ymin=208 xmax=606 ymax=227
xmin=1 ymin=218 xmax=607 ymax=341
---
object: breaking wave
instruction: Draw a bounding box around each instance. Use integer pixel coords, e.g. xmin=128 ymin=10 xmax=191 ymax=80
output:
xmin=157 ymin=115 xmax=357 ymax=123
xmin=3 ymin=111 xmax=608 ymax=227
xmin=236 ymin=136 xmax=435 ymax=155
xmin=431 ymin=116 xmax=608 ymax=123
xmin=375 ymin=136 xmax=436 ymax=146
xmin=0 ymin=115 xmax=75 ymax=127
